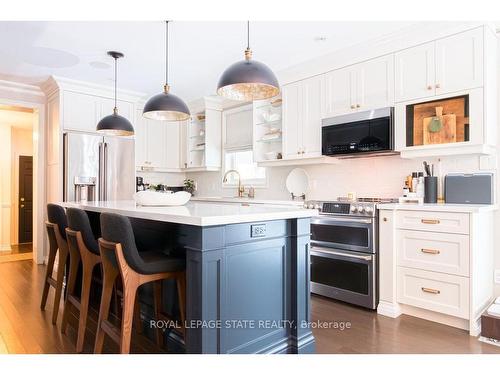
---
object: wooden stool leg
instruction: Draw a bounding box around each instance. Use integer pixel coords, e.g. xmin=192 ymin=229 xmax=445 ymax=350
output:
xmin=52 ymin=250 xmax=68 ymax=325
xmin=76 ymin=260 xmax=95 ymax=353
xmin=176 ymin=272 xmax=186 ymax=337
xmin=94 ymin=264 xmax=118 ymax=354
xmin=61 ymin=252 xmax=81 ymax=334
xmin=40 ymin=247 xmax=56 ymax=311
xmin=119 ymin=282 xmax=138 ymax=354
xmin=153 ymin=281 xmax=163 ymax=346
xmin=134 ymin=293 xmax=143 ymax=334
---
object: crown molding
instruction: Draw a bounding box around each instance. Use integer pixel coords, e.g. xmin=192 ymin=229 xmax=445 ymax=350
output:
xmin=40 ymin=75 xmax=147 ymax=103
xmin=0 ymin=79 xmax=45 ymax=98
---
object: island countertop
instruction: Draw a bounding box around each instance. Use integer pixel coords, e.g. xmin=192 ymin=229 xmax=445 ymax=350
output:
xmin=59 ymin=200 xmax=318 ymax=226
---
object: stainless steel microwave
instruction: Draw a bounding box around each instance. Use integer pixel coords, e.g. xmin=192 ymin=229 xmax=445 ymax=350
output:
xmin=321 ymin=107 xmax=396 ymax=158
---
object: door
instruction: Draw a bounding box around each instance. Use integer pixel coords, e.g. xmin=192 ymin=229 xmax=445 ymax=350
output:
xmin=63 ymin=132 xmax=101 ymax=202
xmin=282 ymin=82 xmax=301 ymax=158
xmin=356 ymin=55 xmax=395 ymax=110
xmin=435 ymin=27 xmax=483 ymax=95
xmin=301 ymin=76 xmax=322 ymax=157
xmin=18 ymin=156 xmax=33 ymax=244
xmin=322 ymin=66 xmax=356 ymax=117
xmin=395 ymin=42 xmax=435 ymax=102
xmin=103 ymin=136 xmax=135 ymax=200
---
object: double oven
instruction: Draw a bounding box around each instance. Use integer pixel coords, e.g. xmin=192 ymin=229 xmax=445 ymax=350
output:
xmin=308 ymin=200 xmax=381 ymax=309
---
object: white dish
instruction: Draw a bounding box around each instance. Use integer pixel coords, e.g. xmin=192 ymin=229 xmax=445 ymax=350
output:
xmin=134 ymin=190 xmax=191 ymax=206
xmin=286 ymin=168 xmax=310 ymax=198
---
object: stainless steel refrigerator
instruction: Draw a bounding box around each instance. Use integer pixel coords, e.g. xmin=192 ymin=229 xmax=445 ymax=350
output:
xmin=63 ymin=132 xmax=135 ymax=202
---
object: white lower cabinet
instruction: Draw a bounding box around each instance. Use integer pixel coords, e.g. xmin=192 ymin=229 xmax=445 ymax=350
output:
xmin=378 ymin=207 xmax=495 ymax=335
xmin=397 ymin=267 xmax=470 ymax=319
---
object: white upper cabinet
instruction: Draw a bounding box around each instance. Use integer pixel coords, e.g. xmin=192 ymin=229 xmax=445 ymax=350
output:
xmin=62 ymin=91 xmax=99 ymax=132
xmin=357 ymin=55 xmax=395 ymax=110
xmin=301 ymin=75 xmax=322 ymax=158
xmin=135 ymin=109 xmax=184 ymax=172
xmin=99 ymin=97 xmax=134 ymax=123
xmin=435 ymin=28 xmax=483 ymax=96
xmin=395 ymin=42 xmax=435 ymax=102
xmin=322 ymin=55 xmax=394 ymax=117
xmin=396 ymin=28 xmax=484 ymax=102
xmin=283 ymin=76 xmax=322 ymax=159
xmin=322 ymin=65 xmax=356 ymax=117
xmin=282 ymin=81 xmax=301 ymax=159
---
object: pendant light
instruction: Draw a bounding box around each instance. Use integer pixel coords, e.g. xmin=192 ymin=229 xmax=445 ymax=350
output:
xmin=217 ymin=21 xmax=280 ymax=101
xmin=143 ymin=21 xmax=190 ymax=121
xmin=96 ymin=51 xmax=134 ymax=136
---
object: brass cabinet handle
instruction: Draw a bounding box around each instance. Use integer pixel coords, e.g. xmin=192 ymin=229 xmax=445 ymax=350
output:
xmin=435 ymin=83 xmax=441 ymax=89
xmin=421 ymin=287 xmax=440 ymax=294
xmin=421 ymin=248 xmax=440 ymax=255
xmin=427 ymin=85 xmax=433 ymax=90
xmin=421 ymin=219 xmax=440 ymax=224
xmin=383 ymin=217 xmax=388 ymax=222
xmin=350 ymin=104 xmax=356 ymax=109
xmin=356 ymin=104 xmax=361 ymax=108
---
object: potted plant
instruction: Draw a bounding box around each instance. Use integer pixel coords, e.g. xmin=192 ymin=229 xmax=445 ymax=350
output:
xmin=184 ymin=179 xmax=196 ymax=196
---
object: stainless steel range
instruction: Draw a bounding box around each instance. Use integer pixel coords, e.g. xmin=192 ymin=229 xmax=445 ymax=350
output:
xmin=305 ymin=197 xmax=396 ymax=309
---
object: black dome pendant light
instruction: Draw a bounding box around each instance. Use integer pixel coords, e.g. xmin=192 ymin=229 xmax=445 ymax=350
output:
xmin=217 ymin=21 xmax=280 ymax=101
xmin=143 ymin=21 xmax=190 ymax=121
xmin=96 ymin=51 xmax=134 ymax=136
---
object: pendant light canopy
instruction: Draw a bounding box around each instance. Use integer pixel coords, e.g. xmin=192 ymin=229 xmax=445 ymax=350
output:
xmin=217 ymin=21 xmax=280 ymax=101
xmin=96 ymin=51 xmax=134 ymax=136
xmin=143 ymin=21 xmax=190 ymax=121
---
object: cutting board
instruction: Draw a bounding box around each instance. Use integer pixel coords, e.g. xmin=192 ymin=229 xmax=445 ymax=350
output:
xmin=422 ymin=107 xmax=457 ymax=145
xmin=412 ymin=96 xmax=467 ymax=145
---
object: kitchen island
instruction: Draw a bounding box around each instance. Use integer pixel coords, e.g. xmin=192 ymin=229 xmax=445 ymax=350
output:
xmin=60 ymin=200 xmax=317 ymax=354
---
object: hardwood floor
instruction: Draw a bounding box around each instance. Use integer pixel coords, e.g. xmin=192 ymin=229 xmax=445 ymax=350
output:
xmin=0 ymin=260 xmax=498 ymax=354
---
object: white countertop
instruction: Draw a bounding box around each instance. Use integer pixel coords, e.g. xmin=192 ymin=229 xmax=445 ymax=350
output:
xmin=377 ymin=202 xmax=498 ymax=213
xmin=190 ymin=196 xmax=305 ymax=206
xmin=59 ymin=200 xmax=317 ymax=226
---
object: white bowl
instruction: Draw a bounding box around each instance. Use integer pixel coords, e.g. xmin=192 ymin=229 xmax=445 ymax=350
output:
xmin=134 ymin=191 xmax=191 ymax=206
xmin=264 ymin=151 xmax=278 ymax=160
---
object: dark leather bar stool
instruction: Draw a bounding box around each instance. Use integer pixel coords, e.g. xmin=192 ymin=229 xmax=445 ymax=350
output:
xmin=41 ymin=204 xmax=69 ymax=325
xmin=60 ymin=207 xmax=102 ymax=353
xmin=95 ymin=213 xmax=186 ymax=354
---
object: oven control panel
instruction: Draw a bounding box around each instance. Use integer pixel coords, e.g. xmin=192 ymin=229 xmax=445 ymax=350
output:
xmin=304 ymin=200 xmax=376 ymax=217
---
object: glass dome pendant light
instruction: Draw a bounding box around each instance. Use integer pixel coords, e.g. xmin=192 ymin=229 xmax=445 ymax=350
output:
xmin=217 ymin=21 xmax=280 ymax=101
xmin=143 ymin=21 xmax=190 ymax=121
xmin=96 ymin=51 xmax=134 ymax=136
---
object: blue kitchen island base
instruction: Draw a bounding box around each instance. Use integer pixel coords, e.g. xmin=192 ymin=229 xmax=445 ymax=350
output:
xmin=182 ymin=218 xmax=315 ymax=354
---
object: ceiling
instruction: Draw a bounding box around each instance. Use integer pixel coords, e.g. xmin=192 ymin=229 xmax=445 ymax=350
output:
xmin=0 ymin=21 xmax=418 ymax=103
xmin=0 ymin=107 xmax=34 ymax=130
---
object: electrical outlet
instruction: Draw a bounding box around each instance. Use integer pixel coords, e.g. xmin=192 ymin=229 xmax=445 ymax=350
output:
xmin=495 ymin=269 xmax=500 ymax=284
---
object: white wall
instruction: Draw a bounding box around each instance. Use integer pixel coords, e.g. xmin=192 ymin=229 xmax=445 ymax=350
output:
xmin=0 ymin=124 xmax=12 ymax=251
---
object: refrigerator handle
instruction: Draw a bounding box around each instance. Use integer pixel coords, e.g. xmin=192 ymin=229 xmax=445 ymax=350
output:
xmin=103 ymin=142 xmax=108 ymax=201
xmin=63 ymin=133 xmax=68 ymax=201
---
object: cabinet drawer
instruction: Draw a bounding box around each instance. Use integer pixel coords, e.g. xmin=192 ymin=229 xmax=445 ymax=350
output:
xmin=397 ymin=267 xmax=469 ymax=319
xmin=395 ymin=210 xmax=469 ymax=234
xmin=397 ymin=230 xmax=469 ymax=276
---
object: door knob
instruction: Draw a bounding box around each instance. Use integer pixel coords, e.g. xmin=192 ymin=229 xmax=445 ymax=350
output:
xmin=20 ymin=198 xmax=25 ymax=202
xmin=20 ymin=204 xmax=25 ymax=208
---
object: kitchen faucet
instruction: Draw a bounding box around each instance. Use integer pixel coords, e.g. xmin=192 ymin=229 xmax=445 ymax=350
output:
xmin=223 ymin=169 xmax=245 ymax=198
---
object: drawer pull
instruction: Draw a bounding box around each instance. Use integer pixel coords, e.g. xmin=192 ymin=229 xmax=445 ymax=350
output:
xmin=421 ymin=287 xmax=440 ymax=294
xmin=421 ymin=248 xmax=440 ymax=255
xmin=421 ymin=219 xmax=440 ymax=224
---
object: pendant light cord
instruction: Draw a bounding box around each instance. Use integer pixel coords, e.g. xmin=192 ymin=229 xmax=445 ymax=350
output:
xmin=165 ymin=20 xmax=169 ymax=87
xmin=247 ymin=21 xmax=250 ymax=50
xmin=114 ymin=55 xmax=117 ymax=111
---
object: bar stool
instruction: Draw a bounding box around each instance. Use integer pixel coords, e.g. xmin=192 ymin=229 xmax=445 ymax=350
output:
xmin=95 ymin=213 xmax=186 ymax=354
xmin=60 ymin=207 xmax=102 ymax=353
xmin=41 ymin=204 xmax=69 ymax=325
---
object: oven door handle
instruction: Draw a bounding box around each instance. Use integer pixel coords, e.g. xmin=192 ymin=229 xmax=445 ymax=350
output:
xmin=312 ymin=217 xmax=373 ymax=225
xmin=310 ymin=246 xmax=373 ymax=261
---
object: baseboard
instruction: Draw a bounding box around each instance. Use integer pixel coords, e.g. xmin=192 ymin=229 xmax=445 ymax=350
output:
xmin=0 ymin=245 xmax=12 ymax=252
xmin=377 ymin=301 xmax=402 ymax=318
xmin=400 ymin=304 xmax=469 ymax=333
